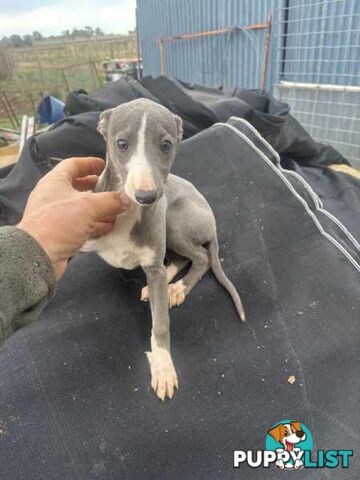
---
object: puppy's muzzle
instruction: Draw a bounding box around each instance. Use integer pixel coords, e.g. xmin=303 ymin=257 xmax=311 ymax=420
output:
xmin=135 ymin=189 xmax=157 ymax=205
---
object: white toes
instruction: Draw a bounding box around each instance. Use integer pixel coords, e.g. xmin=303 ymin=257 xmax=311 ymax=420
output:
xmin=142 ymin=280 xmax=186 ymax=307
xmin=168 ymin=280 xmax=186 ymax=308
xmin=141 ymin=285 xmax=150 ymax=302
xmin=146 ymin=348 xmax=179 ymax=401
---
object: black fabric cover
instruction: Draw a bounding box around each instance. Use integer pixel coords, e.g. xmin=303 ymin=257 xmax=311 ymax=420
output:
xmin=0 ymin=120 xmax=359 ymax=479
xmin=288 ymin=162 xmax=360 ymax=241
xmin=1 ymin=85 xmax=358 ymax=229
xmin=64 ymin=79 xmax=159 ymax=116
xmin=65 ymin=75 xmax=347 ymax=167
xmin=0 ymin=80 xmax=359 ymax=479
xmin=0 ymin=113 xmax=105 ymax=226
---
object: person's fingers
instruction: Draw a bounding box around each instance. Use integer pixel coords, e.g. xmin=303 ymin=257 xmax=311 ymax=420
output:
xmin=50 ymin=157 xmax=106 ymax=184
xmin=74 ymin=175 xmax=99 ymax=191
xmin=97 ymin=215 xmax=116 ymax=223
xmin=84 ymin=191 xmax=131 ymax=219
xmin=90 ymin=221 xmax=115 ymax=238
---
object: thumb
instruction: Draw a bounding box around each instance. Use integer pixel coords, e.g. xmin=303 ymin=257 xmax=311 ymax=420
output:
xmin=85 ymin=191 xmax=131 ymax=220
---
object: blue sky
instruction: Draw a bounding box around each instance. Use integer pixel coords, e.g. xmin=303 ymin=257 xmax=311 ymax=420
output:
xmin=0 ymin=0 xmax=136 ymax=36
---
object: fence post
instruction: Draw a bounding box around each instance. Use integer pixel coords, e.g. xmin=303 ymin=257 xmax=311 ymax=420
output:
xmin=159 ymin=37 xmax=165 ymax=75
xmin=260 ymin=14 xmax=273 ymax=91
xmin=61 ymin=68 xmax=70 ymax=94
xmin=35 ymin=50 xmax=46 ymax=90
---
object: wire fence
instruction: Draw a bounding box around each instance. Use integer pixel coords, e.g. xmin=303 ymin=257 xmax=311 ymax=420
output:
xmin=0 ymin=35 xmax=137 ymax=128
xmin=272 ymin=0 xmax=360 ymax=166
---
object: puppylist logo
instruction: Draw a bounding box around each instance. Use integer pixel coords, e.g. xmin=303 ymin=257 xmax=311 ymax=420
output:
xmin=233 ymin=420 xmax=353 ymax=470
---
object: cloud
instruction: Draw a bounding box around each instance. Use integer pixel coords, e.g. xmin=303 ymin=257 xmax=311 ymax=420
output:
xmin=0 ymin=0 xmax=136 ymax=37
xmin=0 ymin=0 xmax=132 ymax=14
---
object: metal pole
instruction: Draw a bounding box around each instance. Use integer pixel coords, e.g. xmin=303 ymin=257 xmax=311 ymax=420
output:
xmin=91 ymin=61 xmax=101 ymax=87
xmin=260 ymin=14 xmax=273 ymax=91
xmin=28 ymin=92 xmax=37 ymax=119
xmin=135 ymin=7 xmax=142 ymax=80
xmin=161 ymin=23 xmax=268 ymax=43
xmin=2 ymin=91 xmax=20 ymax=128
xmin=280 ymin=0 xmax=290 ymax=80
xmin=19 ymin=115 xmax=28 ymax=152
xmin=0 ymin=93 xmax=17 ymax=130
xmin=36 ymin=50 xmax=46 ymax=90
xmin=159 ymin=37 xmax=165 ymax=75
xmin=61 ymin=68 xmax=70 ymax=94
xmin=89 ymin=61 xmax=98 ymax=89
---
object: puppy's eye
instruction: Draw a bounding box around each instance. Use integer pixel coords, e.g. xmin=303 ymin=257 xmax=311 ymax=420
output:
xmin=117 ymin=139 xmax=128 ymax=151
xmin=283 ymin=431 xmax=289 ymax=436
xmin=160 ymin=140 xmax=172 ymax=153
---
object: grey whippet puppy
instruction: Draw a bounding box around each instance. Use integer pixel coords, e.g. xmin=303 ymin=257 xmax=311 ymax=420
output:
xmin=82 ymin=98 xmax=245 ymax=401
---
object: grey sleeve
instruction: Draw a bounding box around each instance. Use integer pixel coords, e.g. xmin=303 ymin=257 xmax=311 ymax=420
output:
xmin=0 ymin=226 xmax=56 ymax=344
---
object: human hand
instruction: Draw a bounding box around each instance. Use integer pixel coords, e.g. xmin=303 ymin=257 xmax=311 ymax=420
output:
xmin=17 ymin=157 xmax=130 ymax=279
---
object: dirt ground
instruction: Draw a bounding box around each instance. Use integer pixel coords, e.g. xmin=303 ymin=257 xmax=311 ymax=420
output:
xmin=0 ymin=143 xmax=18 ymax=166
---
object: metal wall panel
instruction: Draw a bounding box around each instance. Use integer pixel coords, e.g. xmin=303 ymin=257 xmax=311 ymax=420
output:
xmin=137 ymin=0 xmax=279 ymax=89
xmin=138 ymin=0 xmax=359 ymax=88
xmin=272 ymin=0 xmax=360 ymax=165
xmin=137 ymin=0 xmax=360 ymax=164
xmin=273 ymin=0 xmax=360 ymax=86
xmin=275 ymin=83 xmax=360 ymax=165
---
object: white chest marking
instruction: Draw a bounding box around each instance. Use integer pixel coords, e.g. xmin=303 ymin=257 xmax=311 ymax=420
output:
xmin=82 ymin=206 xmax=155 ymax=270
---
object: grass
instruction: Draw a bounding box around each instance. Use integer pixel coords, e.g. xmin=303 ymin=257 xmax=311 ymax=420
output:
xmin=0 ymin=35 xmax=136 ymax=128
xmin=0 ymin=119 xmax=13 ymax=129
xmin=0 ymin=64 xmax=106 ymax=128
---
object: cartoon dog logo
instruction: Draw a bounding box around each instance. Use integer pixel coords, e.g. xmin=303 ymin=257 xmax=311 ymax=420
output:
xmin=268 ymin=421 xmax=307 ymax=469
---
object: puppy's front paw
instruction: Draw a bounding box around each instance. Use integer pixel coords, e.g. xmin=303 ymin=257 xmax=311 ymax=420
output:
xmin=168 ymin=280 xmax=186 ymax=308
xmin=141 ymin=285 xmax=150 ymax=302
xmin=146 ymin=348 xmax=178 ymax=401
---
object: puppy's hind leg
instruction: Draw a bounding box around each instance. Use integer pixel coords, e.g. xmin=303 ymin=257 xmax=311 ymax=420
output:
xmin=168 ymin=243 xmax=210 ymax=308
xmin=141 ymin=255 xmax=188 ymax=302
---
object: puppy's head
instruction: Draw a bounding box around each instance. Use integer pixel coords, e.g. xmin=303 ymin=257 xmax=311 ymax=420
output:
xmin=98 ymin=98 xmax=183 ymax=206
xmin=268 ymin=422 xmax=306 ymax=450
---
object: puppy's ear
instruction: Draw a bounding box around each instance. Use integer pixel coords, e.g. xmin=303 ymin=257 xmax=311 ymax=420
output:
xmin=174 ymin=115 xmax=183 ymax=142
xmin=290 ymin=421 xmax=301 ymax=432
xmin=268 ymin=424 xmax=284 ymax=443
xmin=97 ymin=108 xmax=114 ymax=139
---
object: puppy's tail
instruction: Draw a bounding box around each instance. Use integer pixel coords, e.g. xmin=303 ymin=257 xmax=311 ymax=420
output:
xmin=208 ymin=236 xmax=246 ymax=322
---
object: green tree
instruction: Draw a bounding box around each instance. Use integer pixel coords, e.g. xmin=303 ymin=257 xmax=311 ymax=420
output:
xmin=32 ymin=31 xmax=43 ymax=41
xmin=0 ymin=37 xmax=12 ymax=46
xmin=84 ymin=27 xmax=94 ymax=37
xmin=9 ymin=34 xmax=24 ymax=47
xmin=71 ymin=28 xmax=81 ymax=38
xmin=22 ymin=34 xmax=33 ymax=46
xmin=95 ymin=27 xmax=104 ymax=36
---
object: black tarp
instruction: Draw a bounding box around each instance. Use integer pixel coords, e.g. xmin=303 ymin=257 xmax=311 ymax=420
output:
xmin=1 ymin=77 xmax=359 ymax=228
xmin=66 ymin=76 xmax=347 ymax=166
xmin=0 ymin=78 xmax=359 ymax=479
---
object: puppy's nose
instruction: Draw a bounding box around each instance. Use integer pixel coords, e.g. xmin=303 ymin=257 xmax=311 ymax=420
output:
xmin=296 ymin=430 xmax=304 ymax=438
xmin=135 ymin=189 xmax=157 ymax=205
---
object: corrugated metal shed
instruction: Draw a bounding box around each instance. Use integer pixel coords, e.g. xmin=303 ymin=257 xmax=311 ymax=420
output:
xmin=137 ymin=0 xmax=360 ymax=164
xmin=137 ymin=0 xmax=360 ymax=88
xmin=137 ymin=0 xmax=278 ymax=89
